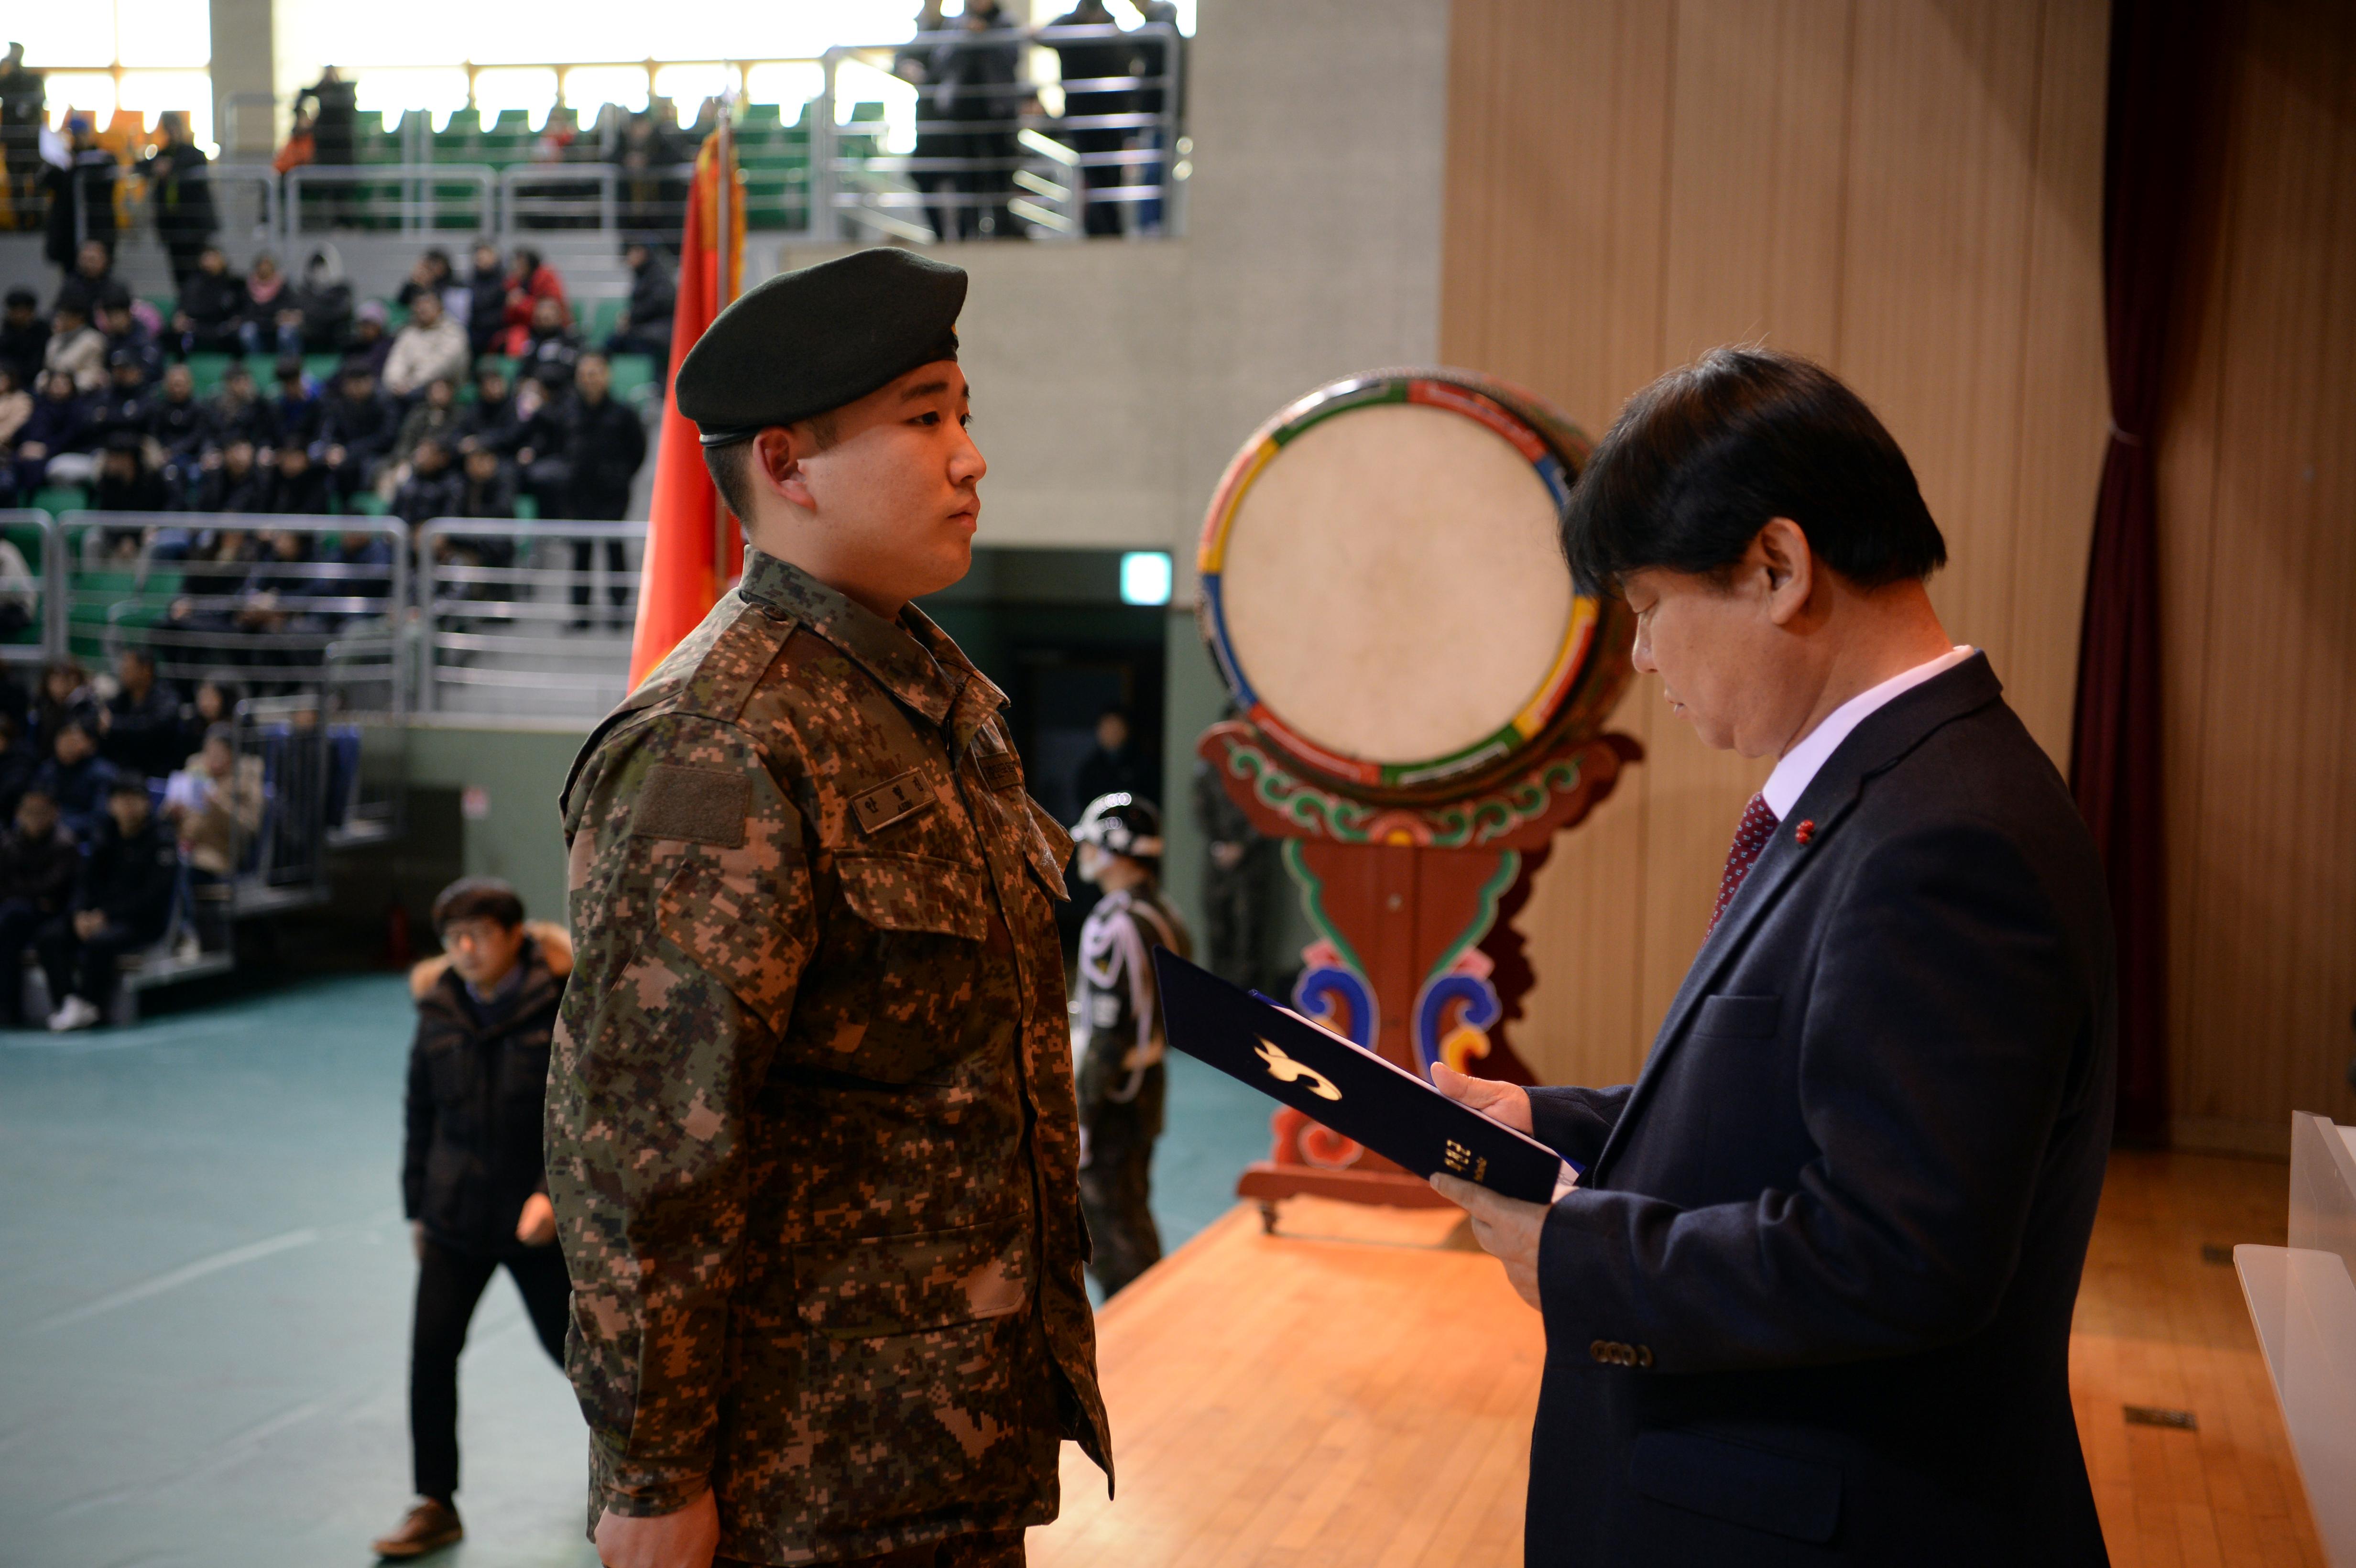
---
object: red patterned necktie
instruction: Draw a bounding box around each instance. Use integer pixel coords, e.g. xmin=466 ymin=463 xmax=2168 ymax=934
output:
xmin=1708 ymin=793 xmax=1780 ymax=936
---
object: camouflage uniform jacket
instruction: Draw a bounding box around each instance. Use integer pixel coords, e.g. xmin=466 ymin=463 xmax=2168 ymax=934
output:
xmin=1074 ymin=885 xmax=1189 ymax=1134
xmin=551 ymin=549 xmax=1109 ymax=1564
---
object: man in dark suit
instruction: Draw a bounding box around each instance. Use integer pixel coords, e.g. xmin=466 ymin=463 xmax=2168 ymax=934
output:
xmin=1433 ymin=348 xmax=2116 ymax=1566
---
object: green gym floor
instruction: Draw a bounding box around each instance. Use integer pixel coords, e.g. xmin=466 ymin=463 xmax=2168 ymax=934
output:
xmin=0 ymin=975 xmax=1271 ymax=1567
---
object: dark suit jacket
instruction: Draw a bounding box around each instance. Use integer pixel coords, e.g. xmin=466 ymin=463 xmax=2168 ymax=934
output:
xmin=1523 ymin=654 xmax=2115 ymax=1566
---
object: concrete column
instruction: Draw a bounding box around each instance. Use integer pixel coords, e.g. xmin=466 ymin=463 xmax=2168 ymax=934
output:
xmin=209 ymin=0 xmax=276 ymax=156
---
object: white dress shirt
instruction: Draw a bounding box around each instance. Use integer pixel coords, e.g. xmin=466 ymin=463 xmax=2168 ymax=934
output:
xmin=1760 ymin=646 xmax=1975 ymax=820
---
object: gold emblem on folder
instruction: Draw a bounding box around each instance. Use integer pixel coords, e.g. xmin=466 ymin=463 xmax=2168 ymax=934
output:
xmin=1254 ymin=1039 xmax=1342 ymax=1101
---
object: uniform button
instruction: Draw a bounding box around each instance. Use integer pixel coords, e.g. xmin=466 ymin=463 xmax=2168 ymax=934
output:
xmin=1635 ymin=1346 xmax=1653 ymax=1369
xmin=1589 ymin=1339 xmax=1609 ymax=1363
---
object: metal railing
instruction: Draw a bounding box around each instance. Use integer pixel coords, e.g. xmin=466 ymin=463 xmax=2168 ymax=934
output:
xmin=0 ymin=511 xmax=67 ymax=674
xmin=56 ymin=513 xmax=409 ymax=714
xmin=414 ymin=517 xmax=644 ymax=720
xmin=283 ymin=163 xmax=499 ymax=236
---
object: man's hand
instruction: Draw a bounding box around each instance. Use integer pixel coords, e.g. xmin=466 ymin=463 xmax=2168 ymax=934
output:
xmin=516 ymin=1191 xmax=556 ymax=1246
xmin=1429 ymin=1059 xmax=1533 ymax=1133
xmin=1431 ymin=1173 xmax=1547 ymax=1311
xmin=595 ymin=1490 xmax=720 ymax=1568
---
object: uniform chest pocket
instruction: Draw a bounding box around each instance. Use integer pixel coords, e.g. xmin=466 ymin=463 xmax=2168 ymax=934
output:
xmin=829 ymin=852 xmax=995 ymax=1082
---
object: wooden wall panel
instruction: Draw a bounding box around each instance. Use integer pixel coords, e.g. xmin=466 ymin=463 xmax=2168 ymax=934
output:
xmin=1442 ymin=0 xmax=2111 ymax=1089
xmin=2162 ymin=0 xmax=2356 ymax=1152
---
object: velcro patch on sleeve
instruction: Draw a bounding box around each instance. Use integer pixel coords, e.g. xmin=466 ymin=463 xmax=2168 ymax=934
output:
xmin=631 ymin=763 xmax=751 ymax=848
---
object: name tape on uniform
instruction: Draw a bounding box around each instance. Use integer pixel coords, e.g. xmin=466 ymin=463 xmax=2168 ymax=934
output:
xmin=851 ymin=770 xmax=935 ymax=836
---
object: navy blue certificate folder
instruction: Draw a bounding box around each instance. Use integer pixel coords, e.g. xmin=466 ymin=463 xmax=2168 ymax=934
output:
xmin=1151 ymin=947 xmax=1565 ymax=1204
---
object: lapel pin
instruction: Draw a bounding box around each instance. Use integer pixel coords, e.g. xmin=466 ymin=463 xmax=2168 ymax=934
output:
xmin=1794 ymin=819 xmax=1816 ymax=846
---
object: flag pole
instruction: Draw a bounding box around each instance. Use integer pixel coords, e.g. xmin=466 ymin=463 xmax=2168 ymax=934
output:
xmin=712 ymin=87 xmax=738 ymax=589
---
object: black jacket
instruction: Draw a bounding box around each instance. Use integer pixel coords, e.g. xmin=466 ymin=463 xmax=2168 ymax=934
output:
xmin=403 ymin=927 xmax=571 ymax=1253
xmin=0 ymin=820 xmax=77 ymax=911
xmin=101 ymin=680 xmax=186 ymax=777
xmin=73 ymin=810 xmax=177 ymax=937
xmin=561 ymin=392 xmax=646 ymax=519
xmin=1522 ymin=656 xmax=2114 ymax=1566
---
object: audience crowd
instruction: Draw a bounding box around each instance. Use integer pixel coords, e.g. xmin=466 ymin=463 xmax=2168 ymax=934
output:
xmin=0 ymin=238 xmax=665 ymax=532
xmin=0 ymin=647 xmax=262 ymax=1030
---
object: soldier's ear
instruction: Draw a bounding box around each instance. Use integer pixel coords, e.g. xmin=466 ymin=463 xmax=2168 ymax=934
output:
xmin=753 ymin=426 xmax=817 ymax=512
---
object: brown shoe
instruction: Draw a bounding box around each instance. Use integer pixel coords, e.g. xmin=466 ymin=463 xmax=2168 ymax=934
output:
xmin=371 ymin=1496 xmax=463 ymax=1558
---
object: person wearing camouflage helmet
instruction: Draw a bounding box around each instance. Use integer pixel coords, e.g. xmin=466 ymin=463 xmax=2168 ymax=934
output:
xmin=550 ymin=249 xmax=1107 ymax=1568
xmin=1069 ymin=793 xmax=1191 ymax=1297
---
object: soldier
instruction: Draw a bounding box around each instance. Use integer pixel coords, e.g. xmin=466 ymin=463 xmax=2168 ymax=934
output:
xmin=549 ymin=247 xmax=1108 ymax=1568
xmin=1069 ymin=793 xmax=1190 ymax=1297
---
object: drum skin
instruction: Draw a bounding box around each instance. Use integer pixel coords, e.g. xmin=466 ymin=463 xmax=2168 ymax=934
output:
xmin=1197 ymin=368 xmax=1633 ymax=805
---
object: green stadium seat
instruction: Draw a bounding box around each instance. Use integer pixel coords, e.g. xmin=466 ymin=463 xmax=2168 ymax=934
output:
xmin=304 ymin=353 xmax=341 ymax=384
xmin=143 ymin=293 xmax=175 ymax=319
xmin=513 ymin=494 xmax=538 ymax=521
xmin=441 ymin=108 xmax=482 ymax=141
xmin=607 ymin=353 xmax=657 ymax=402
xmin=33 ymin=485 xmax=86 ymax=514
xmin=580 ymin=297 xmax=624 ymax=340
xmin=347 ymin=491 xmax=390 ymax=517
xmin=185 ymin=353 xmax=235 ymax=395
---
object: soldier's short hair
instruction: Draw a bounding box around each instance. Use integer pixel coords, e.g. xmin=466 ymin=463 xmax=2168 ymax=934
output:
xmin=432 ymin=876 xmax=525 ymax=933
xmin=702 ymin=414 xmax=842 ymax=526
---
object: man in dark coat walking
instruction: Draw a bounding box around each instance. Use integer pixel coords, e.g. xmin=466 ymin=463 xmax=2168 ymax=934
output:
xmin=371 ymin=878 xmax=573 ymax=1560
xmin=1435 ymin=348 xmax=2116 ymax=1567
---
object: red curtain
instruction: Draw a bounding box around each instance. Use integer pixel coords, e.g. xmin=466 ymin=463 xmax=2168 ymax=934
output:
xmin=2068 ymin=0 xmax=2218 ymax=1144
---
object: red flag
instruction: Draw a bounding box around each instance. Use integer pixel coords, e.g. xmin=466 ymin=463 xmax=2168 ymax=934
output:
xmin=629 ymin=131 xmax=745 ymax=689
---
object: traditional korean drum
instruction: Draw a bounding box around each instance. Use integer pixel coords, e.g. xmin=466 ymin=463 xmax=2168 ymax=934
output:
xmin=1197 ymin=369 xmax=1625 ymax=802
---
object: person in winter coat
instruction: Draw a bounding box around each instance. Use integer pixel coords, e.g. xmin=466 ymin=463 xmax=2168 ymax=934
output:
xmin=0 ymin=788 xmax=82 ymax=1027
xmin=559 ymin=353 xmax=644 ymax=627
xmin=390 ymin=437 xmax=464 ymax=526
xmin=381 ymin=290 xmax=470 ymax=402
xmin=203 ymin=361 xmax=281 ymax=453
xmin=137 ymin=113 xmax=218 ymax=287
xmin=32 ymin=717 xmax=118 ymax=843
xmin=494 ymin=247 xmax=566 ymax=357
xmin=171 ymin=246 xmax=246 ymax=355
xmin=314 ymin=362 xmax=397 ymax=501
xmin=43 ymin=300 xmax=106 ymax=393
xmin=512 ymin=294 xmax=578 ymax=390
xmin=603 ymin=242 xmax=675 ymax=364
xmin=280 ymin=247 xmax=354 ymax=354
xmin=36 ymin=772 xmax=177 ymax=1031
xmin=369 ymin=878 xmax=571 ymax=1561
xmin=11 ymin=370 xmax=98 ymax=493
xmin=462 ymin=242 xmax=507 ymax=358
xmin=238 ymin=253 xmax=298 ymax=359
xmin=98 ymin=646 xmax=185 ymax=779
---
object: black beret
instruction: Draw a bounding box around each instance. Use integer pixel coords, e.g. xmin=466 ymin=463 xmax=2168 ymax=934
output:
xmin=676 ymin=248 xmax=965 ymax=447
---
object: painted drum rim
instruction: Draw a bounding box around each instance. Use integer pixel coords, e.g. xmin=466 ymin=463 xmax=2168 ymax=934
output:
xmin=1198 ymin=369 xmax=1601 ymax=794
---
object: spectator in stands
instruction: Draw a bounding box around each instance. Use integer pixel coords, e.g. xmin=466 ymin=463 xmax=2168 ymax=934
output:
xmin=453 ymin=362 xmax=515 ymax=456
xmin=316 ymin=362 xmax=397 ymax=501
xmin=1049 ymin=0 xmax=1136 ymax=238
xmin=54 ymin=240 xmax=115 ymax=321
xmin=947 ymin=0 xmax=1025 ymax=239
xmin=267 ymin=442 xmax=331 ymax=514
xmin=0 ymin=44 xmax=44 ymax=231
xmin=0 ymin=711 xmax=40 ymax=816
xmin=349 ymin=300 xmax=394 ymax=380
xmin=504 ymin=366 xmax=574 ymax=518
xmin=190 ymin=438 xmax=273 ymax=514
xmin=604 ymin=243 xmax=675 ymax=368
xmin=398 ymin=250 xmax=464 ymax=320
xmin=0 ymin=787 xmax=79 ymax=1029
xmin=284 ymin=248 xmax=354 ymax=354
xmin=13 ymin=370 xmax=98 ymax=494
xmin=91 ymin=436 xmax=169 ymax=524
xmin=614 ymin=113 xmax=688 ymax=243
xmin=393 ymin=437 xmax=463 ymax=526
xmin=271 ymin=354 xmax=321 ymax=450
xmin=44 ymin=301 xmax=106 ymax=393
xmin=0 ymin=364 xmax=27 ymax=501
xmin=164 ymin=722 xmax=262 ymax=894
xmin=496 ymin=247 xmax=566 ymax=357
xmin=98 ymin=647 xmax=186 ymax=779
xmin=0 ymin=288 xmax=47 ymax=382
xmin=559 ymin=353 xmax=644 ymax=627
xmin=138 ymin=112 xmax=218 ymax=288
xmin=145 ymin=363 xmax=209 ymax=477
xmin=204 ymin=361 xmax=280 ymax=453
xmin=43 ymin=119 xmax=117 ymax=280
xmin=97 ymin=291 xmax=163 ymax=383
xmin=381 ymin=377 xmax=462 ymax=502
xmin=37 ymin=772 xmax=178 ymax=1031
xmin=383 ymin=291 xmax=469 ymax=403
xmin=515 ymin=295 xmax=579 ymax=390
xmin=454 ymin=446 xmax=517 ymax=523
xmin=294 ymin=66 xmax=358 ymax=227
xmin=32 ymin=718 xmax=115 ymax=842
xmin=92 ymin=353 xmax=154 ymax=449
xmin=33 ymin=660 xmax=93 ymax=750
xmin=170 ymin=246 xmax=247 ymax=356
xmin=894 ymin=0 xmax=959 ymax=244
xmin=186 ymin=676 xmax=239 ymax=753
xmin=239 ymin=253 xmax=298 ymax=358
xmin=371 ymin=876 xmax=572 ymax=1560
xmin=464 ymin=243 xmax=507 ymax=358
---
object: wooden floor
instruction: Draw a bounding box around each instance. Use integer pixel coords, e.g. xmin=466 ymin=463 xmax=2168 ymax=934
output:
xmin=1029 ymin=1152 xmax=2321 ymax=1566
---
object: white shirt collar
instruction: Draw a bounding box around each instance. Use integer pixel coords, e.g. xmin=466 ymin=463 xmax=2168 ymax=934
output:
xmin=1760 ymin=646 xmax=1975 ymax=821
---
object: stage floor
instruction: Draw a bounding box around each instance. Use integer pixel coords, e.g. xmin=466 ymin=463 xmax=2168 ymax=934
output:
xmin=1032 ymin=1153 xmax=2325 ymax=1568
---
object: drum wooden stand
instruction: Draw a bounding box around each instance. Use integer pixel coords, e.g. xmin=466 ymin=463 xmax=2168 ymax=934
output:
xmin=1192 ymin=368 xmax=1642 ymax=1217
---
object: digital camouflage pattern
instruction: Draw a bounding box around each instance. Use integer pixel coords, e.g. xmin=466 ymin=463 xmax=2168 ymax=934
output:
xmin=550 ymin=549 xmax=1108 ymax=1565
xmin=1073 ymin=885 xmax=1189 ymax=1296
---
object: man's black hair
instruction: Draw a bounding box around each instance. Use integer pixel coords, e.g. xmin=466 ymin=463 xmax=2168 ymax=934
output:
xmin=1560 ymin=347 xmax=1946 ymax=597
xmin=109 ymin=773 xmax=151 ymax=799
xmin=118 ymin=644 xmax=154 ymax=670
xmin=431 ymin=875 xmax=525 ymax=933
xmin=4 ymin=287 xmax=34 ymax=309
